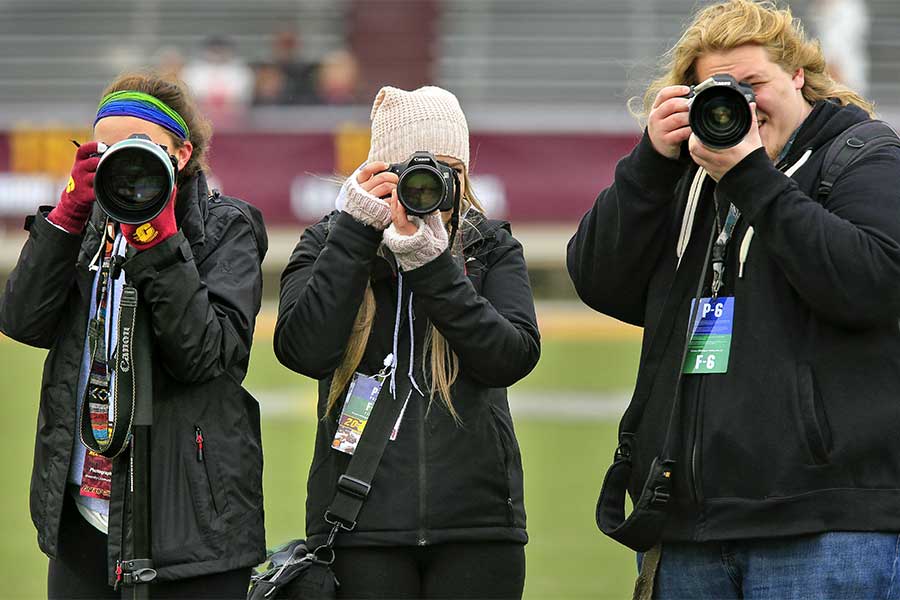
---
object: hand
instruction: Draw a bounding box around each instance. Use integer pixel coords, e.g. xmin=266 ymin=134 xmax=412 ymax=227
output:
xmin=47 ymin=142 xmax=105 ymax=234
xmin=383 ymin=193 xmax=449 ymax=271
xmin=356 ymin=161 xmax=399 ymax=199
xmin=648 ymin=85 xmax=693 ymax=160
xmin=388 ymin=189 xmax=418 ymax=236
xmin=688 ymin=103 xmax=764 ymax=181
xmin=342 ymin=162 xmax=398 ymax=230
xmin=120 ymin=187 xmax=178 ymax=250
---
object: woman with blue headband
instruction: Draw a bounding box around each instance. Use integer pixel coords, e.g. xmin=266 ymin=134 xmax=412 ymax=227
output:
xmin=0 ymin=72 xmax=268 ymax=598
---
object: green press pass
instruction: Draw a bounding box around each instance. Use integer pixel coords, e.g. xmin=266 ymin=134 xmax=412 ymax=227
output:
xmin=683 ymin=296 xmax=734 ymax=374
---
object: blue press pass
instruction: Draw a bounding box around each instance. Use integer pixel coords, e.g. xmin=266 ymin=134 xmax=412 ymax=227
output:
xmin=683 ymin=296 xmax=734 ymax=374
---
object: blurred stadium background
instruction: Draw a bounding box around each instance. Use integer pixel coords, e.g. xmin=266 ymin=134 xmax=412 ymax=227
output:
xmin=0 ymin=0 xmax=894 ymax=597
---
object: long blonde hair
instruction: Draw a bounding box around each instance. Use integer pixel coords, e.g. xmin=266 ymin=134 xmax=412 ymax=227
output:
xmin=631 ymin=0 xmax=873 ymax=123
xmin=326 ymin=169 xmax=485 ymax=422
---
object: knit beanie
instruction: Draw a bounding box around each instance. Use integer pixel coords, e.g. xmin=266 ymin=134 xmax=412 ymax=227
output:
xmin=367 ymin=85 xmax=470 ymax=170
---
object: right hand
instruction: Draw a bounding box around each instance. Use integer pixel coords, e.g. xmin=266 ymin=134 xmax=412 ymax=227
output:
xmin=647 ymin=85 xmax=692 ymax=160
xmin=48 ymin=142 xmax=104 ymax=234
xmin=356 ymin=161 xmax=399 ymax=199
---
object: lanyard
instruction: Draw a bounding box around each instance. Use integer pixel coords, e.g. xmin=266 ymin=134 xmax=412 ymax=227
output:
xmin=710 ymin=125 xmax=802 ymax=298
xmin=710 ymin=199 xmax=740 ymax=298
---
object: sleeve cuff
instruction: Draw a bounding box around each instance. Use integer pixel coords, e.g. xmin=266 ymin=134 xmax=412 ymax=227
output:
xmin=717 ymin=147 xmax=793 ymax=222
xmin=122 ymin=230 xmax=193 ymax=279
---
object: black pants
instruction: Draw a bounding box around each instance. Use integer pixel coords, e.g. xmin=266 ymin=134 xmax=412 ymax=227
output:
xmin=332 ymin=542 xmax=526 ymax=599
xmin=47 ymin=493 xmax=251 ymax=599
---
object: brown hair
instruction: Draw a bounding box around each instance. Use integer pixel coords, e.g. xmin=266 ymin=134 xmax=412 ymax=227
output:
xmin=631 ymin=0 xmax=874 ymax=123
xmin=326 ymin=169 xmax=485 ymax=423
xmin=100 ymin=71 xmax=213 ymax=183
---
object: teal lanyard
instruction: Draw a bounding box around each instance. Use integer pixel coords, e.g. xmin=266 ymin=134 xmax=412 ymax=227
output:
xmin=710 ymin=127 xmax=801 ymax=297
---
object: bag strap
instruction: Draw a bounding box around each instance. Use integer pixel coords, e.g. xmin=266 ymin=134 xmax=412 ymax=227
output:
xmin=322 ymin=382 xmax=407 ymax=538
xmin=818 ymin=120 xmax=900 ymax=200
xmin=615 ymin=177 xmax=717 ymax=448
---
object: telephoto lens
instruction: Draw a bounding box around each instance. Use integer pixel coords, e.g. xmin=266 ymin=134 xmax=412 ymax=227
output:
xmin=386 ymin=151 xmax=459 ymax=216
xmin=94 ymin=133 xmax=177 ymax=224
xmin=687 ymin=74 xmax=756 ymax=150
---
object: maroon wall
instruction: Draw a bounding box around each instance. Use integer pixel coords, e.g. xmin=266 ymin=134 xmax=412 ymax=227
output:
xmin=205 ymin=131 xmax=639 ymax=225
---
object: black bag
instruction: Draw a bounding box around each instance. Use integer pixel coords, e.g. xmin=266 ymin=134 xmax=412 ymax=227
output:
xmin=248 ymin=540 xmax=338 ymax=600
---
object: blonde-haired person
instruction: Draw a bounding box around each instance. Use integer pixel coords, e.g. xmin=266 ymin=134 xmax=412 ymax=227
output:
xmin=0 ymin=72 xmax=267 ymax=598
xmin=568 ymin=0 xmax=900 ymax=597
xmin=275 ymin=85 xmax=539 ymax=598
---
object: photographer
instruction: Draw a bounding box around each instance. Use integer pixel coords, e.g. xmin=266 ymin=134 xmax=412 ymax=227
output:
xmin=274 ymin=85 xmax=540 ymax=598
xmin=0 ymin=72 xmax=267 ymax=598
xmin=567 ymin=0 xmax=900 ymax=597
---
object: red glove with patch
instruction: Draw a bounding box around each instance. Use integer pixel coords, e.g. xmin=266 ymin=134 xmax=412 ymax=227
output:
xmin=47 ymin=142 xmax=103 ymax=234
xmin=120 ymin=187 xmax=178 ymax=250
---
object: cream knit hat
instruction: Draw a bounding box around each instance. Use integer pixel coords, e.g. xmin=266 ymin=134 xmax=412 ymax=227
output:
xmin=367 ymin=85 xmax=470 ymax=170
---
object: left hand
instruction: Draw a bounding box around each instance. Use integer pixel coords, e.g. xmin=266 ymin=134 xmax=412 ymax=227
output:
xmin=689 ymin=102 xmax=764 ymax=181
xmin=121 ymin=187 xmax=178 ymax=250
xmin=388 ymin=188 xmax=418 ymax=236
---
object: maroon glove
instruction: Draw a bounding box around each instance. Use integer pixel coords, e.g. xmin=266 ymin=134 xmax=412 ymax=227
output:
xmin=47 ymin=142 xmax=103 ymax=234
xmin=120 ymin=187 xmax=178 ymax=250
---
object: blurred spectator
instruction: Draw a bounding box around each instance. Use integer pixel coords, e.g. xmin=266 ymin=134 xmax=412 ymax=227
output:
xmin=810 ymin=0 xmax=870 ymax=96
xmin=252 ymin=30 xmax=317 ymax=105
xmin=183 ymin=35 xmax=254 ymax=123
xmin=315 ymin=48 xmax=361 ymax=105
xmin=154 ymin=46 xmax=185 ymax=81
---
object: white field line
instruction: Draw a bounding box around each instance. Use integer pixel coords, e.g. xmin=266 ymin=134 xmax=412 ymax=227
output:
xmin=251 ymin=388 xmax=630 ymax=422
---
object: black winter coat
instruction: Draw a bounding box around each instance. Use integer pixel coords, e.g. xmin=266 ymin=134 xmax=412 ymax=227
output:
xmin=568 ymin=100 xmax=900 ymax=542
xmin=0 ymin=173 xmax=268 ymax=583
xmin=275 ymin=210 xmax=540 ymax=548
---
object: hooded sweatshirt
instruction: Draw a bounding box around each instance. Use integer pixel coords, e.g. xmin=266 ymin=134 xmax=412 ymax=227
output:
xmin=568 ymin=100 xmax=900 ymax=542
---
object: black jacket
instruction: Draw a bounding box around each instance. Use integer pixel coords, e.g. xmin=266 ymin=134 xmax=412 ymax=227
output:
xmin=275 ymin=210 xmax=540 ymax=548
xmin=0 ymin=172 xmax=268 ymax=582
xmin=568 ymin=101 xmax=900 ymax=541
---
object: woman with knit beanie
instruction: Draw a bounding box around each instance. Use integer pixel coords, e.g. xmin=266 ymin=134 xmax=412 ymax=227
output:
xmin=275 ymin=85 xmax=540 ymax=598
xmin=0 ymin=72 xmax=267 ymax=598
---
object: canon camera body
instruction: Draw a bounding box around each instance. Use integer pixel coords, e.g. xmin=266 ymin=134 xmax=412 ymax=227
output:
xmin=384 ymin=151 xmax=460 ymax=216
xmin=94 ymin=133 xmax=178 ymax=224
xmin=686 ymin=74 xmax=756 ymax=150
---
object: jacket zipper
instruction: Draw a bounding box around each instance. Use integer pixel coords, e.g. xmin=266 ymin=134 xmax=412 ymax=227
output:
xmin=417 ymin=389 xmax=427 ymax=546
xmin=195 ymin=425 xmax=219 ymax=514
xmin=689 ymin=371 xmax=706 ymax=504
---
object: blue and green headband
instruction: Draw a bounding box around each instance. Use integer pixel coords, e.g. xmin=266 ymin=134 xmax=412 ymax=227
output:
xmin=94 ymin=91 xmax=190 ymax=140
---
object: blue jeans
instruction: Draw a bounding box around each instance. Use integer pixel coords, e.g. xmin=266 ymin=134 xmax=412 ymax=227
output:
xmin=639 ymin=532 xmax=900 ymax=599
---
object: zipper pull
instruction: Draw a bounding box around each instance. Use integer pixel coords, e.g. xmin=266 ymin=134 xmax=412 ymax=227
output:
xmin=195 ymin=426 xmax=204 ymax=462
xmin=114 ymin=560 xmax=123 ymax=590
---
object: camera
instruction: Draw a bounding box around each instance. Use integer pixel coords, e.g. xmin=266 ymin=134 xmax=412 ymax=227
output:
xmin=384 ymin=151 xmax=460 ymax=216
xmin=686 ymin=74 xmax=756 ymax=149
xmin=94 ymin=133 xmax=178 ymax=224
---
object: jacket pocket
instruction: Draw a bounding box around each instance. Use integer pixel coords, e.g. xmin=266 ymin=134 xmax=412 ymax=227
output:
xmin=488 ymin=403 xmax=517 ymax=527
xmin=192 ymin=424 xmax=230 ymax=520
xmin=796 ymin=365 xmax=833 ymax=465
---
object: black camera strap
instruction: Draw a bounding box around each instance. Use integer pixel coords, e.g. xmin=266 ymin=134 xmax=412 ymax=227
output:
xmin=78 ymin=279 xmax=138 ymax=459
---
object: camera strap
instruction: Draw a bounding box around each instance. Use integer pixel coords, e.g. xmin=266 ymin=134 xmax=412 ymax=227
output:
xmin=78 ymin=250 xmax=138 ymax=460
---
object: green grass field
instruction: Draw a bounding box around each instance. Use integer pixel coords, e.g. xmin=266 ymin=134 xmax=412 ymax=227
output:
xmin=0 ymin=326 xmax=642 ymax=599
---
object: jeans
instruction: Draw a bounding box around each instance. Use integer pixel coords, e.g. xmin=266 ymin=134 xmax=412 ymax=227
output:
xmin=639 ymin=532 xmax=900 ymax=599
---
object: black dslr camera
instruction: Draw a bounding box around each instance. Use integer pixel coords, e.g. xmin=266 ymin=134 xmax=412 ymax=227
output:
xmin=94 ymin=133 xmax=178 ymax=224
xmin=686 ymin=74 xmax=756 ymax=149
xmin=384 ymin=151 xmax=460 ymax=216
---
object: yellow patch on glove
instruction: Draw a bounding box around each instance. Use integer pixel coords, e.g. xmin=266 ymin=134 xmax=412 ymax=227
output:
xmin=66 ymin=176 xmax=76 ymax=193
xmin=132 ymin=223 xmax=159 ymax=244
